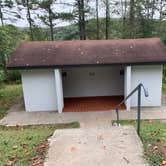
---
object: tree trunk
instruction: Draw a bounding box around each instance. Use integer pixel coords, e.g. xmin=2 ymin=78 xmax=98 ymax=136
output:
xmin=122 ymin=0 xmax=127 ymax=38
xmin=81 ymin=0 xmax=86 ymax=40
xmin=146 ymin=0 xmax=150 ymax=19
xmin=26 ymin=0 xmax=34 ymax=41
xmin=151 ymin=0 xmax=155 ymax=19
xmin=105 ymin=0 xmax=110 ymax=39
xmin=78 ymin=0 xmax=83 ymax=39
xmin=48 ymin=8 xmax=54 ymax=41
xmin=0 ymin=3 xmax=4 ymax=26
xmin=158 ymin=0 xmax=164 ymax=36
xmin=129 ymin=0 xmax=135 ymax=38
xmin=78 ymin=0 xmax=86 ymax=40
xmin=96 ymin=0 xmax=99 ymax=39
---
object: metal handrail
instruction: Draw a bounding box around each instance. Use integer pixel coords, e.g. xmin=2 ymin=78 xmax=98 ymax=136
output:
xmin=115 ymin=83 xmax=148 ymax=136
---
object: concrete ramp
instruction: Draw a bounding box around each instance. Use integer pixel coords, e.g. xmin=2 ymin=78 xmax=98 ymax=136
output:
xmin=44 ymin=126 xmax=149 ymax=166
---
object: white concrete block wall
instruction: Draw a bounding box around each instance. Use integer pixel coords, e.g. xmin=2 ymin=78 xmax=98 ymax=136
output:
xmin=54 ymin=69 xmax=64 ymax=113
xmin=124 ymin=66 xmax=131 ymax=111
xmin=21 ymin=70 xmax=58 ymax=112
xmin=21 ymin=65 xmax=163 ymax=112
xmin=131 ymin=65 xmax=163 ymax=107
xmin=62 ymin=66 xmax=124 ymax=98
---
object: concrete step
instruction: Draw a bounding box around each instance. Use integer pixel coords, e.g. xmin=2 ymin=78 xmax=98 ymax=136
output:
xmin=45 ymin=126 xmax=149 ymax=166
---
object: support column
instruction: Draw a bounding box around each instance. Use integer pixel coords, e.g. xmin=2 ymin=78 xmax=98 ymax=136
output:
xmin=54 ymin=69 xmax=64 ymax=113
xmin=124 ymin=66 xmax=131 ymax=111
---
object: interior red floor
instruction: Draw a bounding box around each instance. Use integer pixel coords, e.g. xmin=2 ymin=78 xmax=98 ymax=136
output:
xmin=63 ymin=96 xmax=126 ymax=112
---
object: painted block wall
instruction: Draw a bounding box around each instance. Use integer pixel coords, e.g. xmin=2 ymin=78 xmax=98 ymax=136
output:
xmin=131 ymin=65 xmax=163 ymax=107
xmin=21 ymin=70 xmax=58 ymax=111
xmin=54 ymin=69 xmax=64 ymax=113
xmin=124 ymin=66 xmax=131 ymax=110
xmin=62 ymin=66 xmax=124 ymax=98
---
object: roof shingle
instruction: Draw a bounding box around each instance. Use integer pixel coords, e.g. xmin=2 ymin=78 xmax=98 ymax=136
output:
xmin=7 ymin=38 xmax=166 ymax=69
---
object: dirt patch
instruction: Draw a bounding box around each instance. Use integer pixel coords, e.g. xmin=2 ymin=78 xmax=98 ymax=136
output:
xmin=157 ymin=142 xmax=166 ymax=157
xmin=160 ymin=120 xmax=166 ymax=123
xmin=147 ymin=141 xmax=166 ymax=158
xmin=29 ymin=142 xmax=49 ymax=166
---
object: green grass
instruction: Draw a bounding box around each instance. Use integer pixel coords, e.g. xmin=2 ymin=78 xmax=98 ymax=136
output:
xmin=0 ymin=84 xmax=22 ymax=119
xmin=120 ymin=120 xmax=166 ymax=166
xmin=0 ymin=122 xmax=80 ymax=166
xmin=163 ymin=82 xmax=166 ymax=94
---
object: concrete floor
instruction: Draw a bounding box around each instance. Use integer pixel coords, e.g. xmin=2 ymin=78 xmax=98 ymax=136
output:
xmin=44 ymin=126 xmax=149 ymax=166
xmin=0 ymin=102 xmax=166 ymax=127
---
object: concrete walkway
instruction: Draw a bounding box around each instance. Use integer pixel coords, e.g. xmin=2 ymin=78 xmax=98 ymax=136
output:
xmin=0 ymin=103 xmax=166 ymax=127
xmin=44 ymin=126 xmax=149 ymax=166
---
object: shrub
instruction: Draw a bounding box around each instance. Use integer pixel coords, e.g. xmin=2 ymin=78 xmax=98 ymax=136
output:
xmin=7 ymin=70 xmax=21 ymax=83
xmin=161 ymin=34 xmax=166 ymax=44
xmin=0 ymin=70 xmax=6 ymax=83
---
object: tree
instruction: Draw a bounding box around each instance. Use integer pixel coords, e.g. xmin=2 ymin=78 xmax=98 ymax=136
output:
xmin=0 ymin=0 xmax=21 ymax=26
xmin=121 ymin=0 xmax=128 ymax=38
xmin=129 ymin=0 xmax=135 ymax=38
xmin=16 ymin=0 xmax=37 ymax=41
xmin=0 ymin=1 xmax=4 ymax=25
xmin=0 ymin=25 xmax=22 ymax=75
xmin=71 ymin=0 xmax=92 ymax=40
xmin=96 ymin=0 xmax=99 ymax=39
xmin=76 ymin=0 xmax=86 ymax=40
xmin=103 ymin=0 xmax=110 ymax=39
xmin=157 ymin=0 xmax=166 ymax=36
xmin=0 ymin=27 xmax=11 ymax=74
xmin=38 ymin=0 xmax=55 ymax=41
xmin=37 ymin=0 xmax=73 ymax=41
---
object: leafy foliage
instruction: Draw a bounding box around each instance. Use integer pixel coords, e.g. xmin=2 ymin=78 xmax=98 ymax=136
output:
xmin=0 ymin=84 xmax=22 ymax=119
xmin=0 ymin=0 xmax=21 ymax=25
xmin=0 ymin=25 xmax=23 ymax=82
xmin=161 ymin=33 xmax=166 ymax=44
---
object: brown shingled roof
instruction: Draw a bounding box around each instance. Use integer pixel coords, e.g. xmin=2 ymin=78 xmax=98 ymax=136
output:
xmin=7 ymin=38 xmax=166 ymax=69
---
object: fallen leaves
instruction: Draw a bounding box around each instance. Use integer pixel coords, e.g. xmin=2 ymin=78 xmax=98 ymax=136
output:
xmin=70 ymin=146 xmax=77 ymax=153
xmin=102 ymin=145 xmax=106 ymax=149
xmin=29 ymin=156 xmax=44 ymax=166
xmin=29 ymin=142 xmax=49 ymax=166
xmin=36 ymin=142 xmax=49 ymax=155
xmin=148 ymin=141 xmax=166 ymax=157
xmin=6 ymin=156 xmax=16 ymax=166
xmin=25 ymin=149 xmax=30 ymax=156
xmin=12 ymin=145 xmax=18 ymax=150
xmin=6 ymin=160 xmax=15 ymax=166
xmin=162 ymin=160 xmax=166 ymax=166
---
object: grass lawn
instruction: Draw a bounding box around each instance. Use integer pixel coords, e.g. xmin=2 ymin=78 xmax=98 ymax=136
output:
xmin=0 ymin=84 xmax=23 ymax=119
xmin=0 ymin=123 xmax=79 ymax=166
xmin=120 ymin=120 xmax=166 ymax=166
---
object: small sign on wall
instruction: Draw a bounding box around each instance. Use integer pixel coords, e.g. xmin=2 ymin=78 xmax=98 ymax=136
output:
xmin=89 ymin=72 xmax=95 ymax=76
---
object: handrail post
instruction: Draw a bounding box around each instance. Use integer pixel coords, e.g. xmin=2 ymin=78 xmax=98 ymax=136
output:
xmin=115 ymin=83 xmax=148 ymax=136
xmin=137 ymin=85 xmax=141 ymax=136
